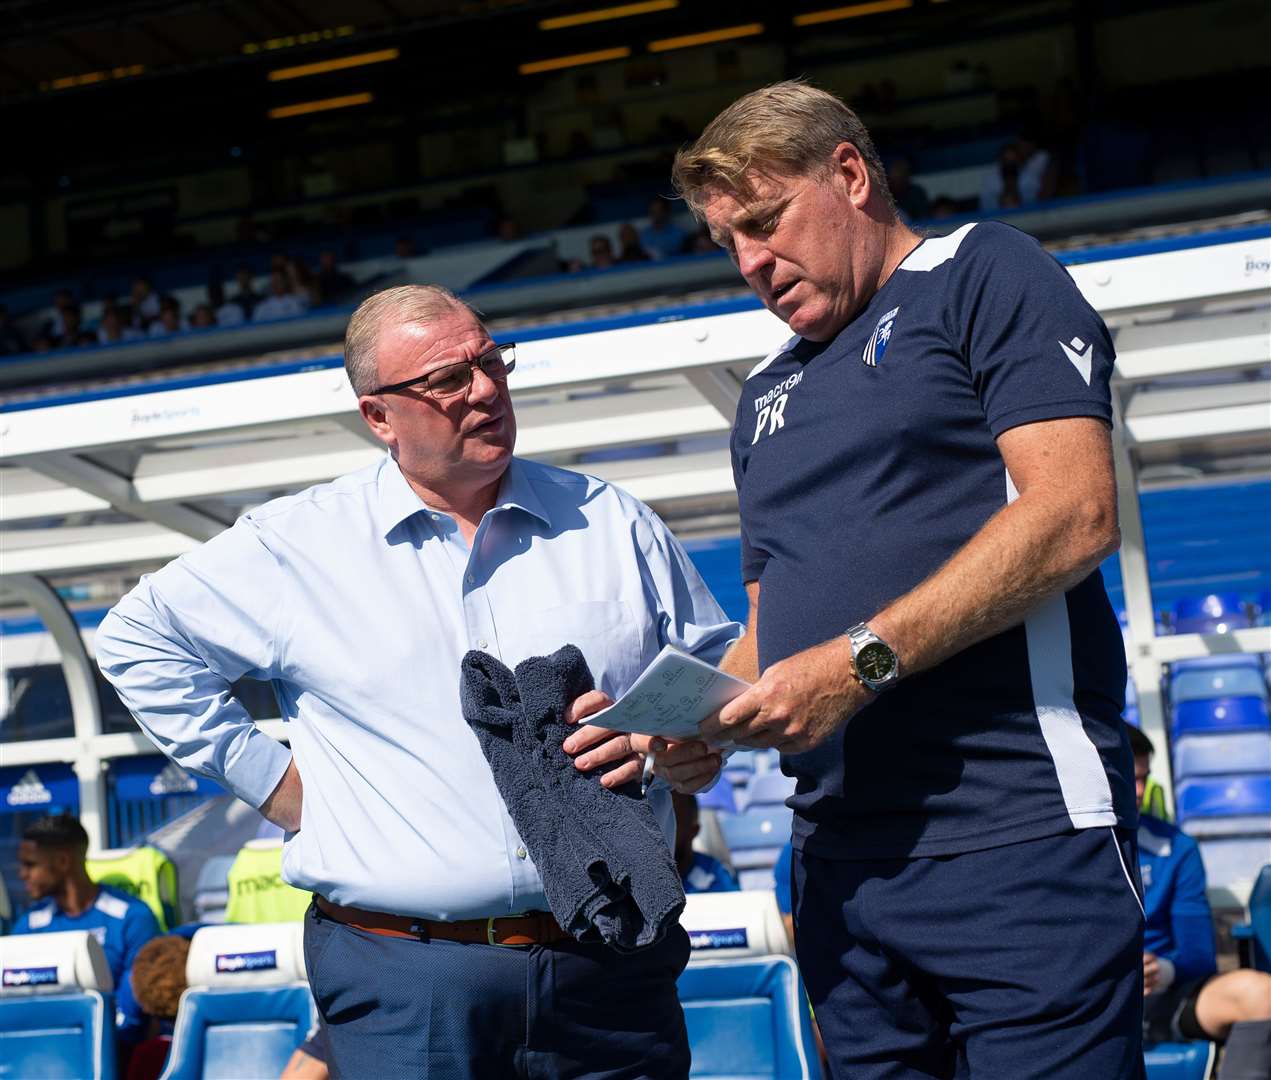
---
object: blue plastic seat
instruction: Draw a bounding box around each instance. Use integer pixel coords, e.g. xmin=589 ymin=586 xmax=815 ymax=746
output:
xmin=1143 ymin=1040 xmax=1216 ymax=1080
xmin=1199 ymin=837 xmax=1271 ymax=897
xmin=1233 ymin=864 xmax=1271 ymax=972
xmin=1177 ymin=774 xmax=1271 ymax=829
xmin=1174 ymin=732 xmax=1271 ymax=779
xmin=1170 ymin=658 xmax=1267 ymax=704
xmin=0 ymin=930 xmax=116 ymax=1080
xmin=1173 ymin=696 xmax=1270 ymax=736
xmin=1172 ymin=593 xmax=1248 ymax=635
xmin=718 ymin=805 xmax=794 ymax=882
xmin=742 ymin=771 xmax=797 ymax=811
xmin=678 ymin=955 xmax=819 ymax=1078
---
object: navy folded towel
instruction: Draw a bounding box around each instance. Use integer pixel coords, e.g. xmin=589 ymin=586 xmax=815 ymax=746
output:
xmin=460 ymin=644 xmax=685 ymax=952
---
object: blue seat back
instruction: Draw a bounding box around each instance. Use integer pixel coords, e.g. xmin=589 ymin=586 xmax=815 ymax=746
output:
xmin=1171 ymin=664 xmax=1267 ymax=704
xmin=742 ymin=772 xmax=797 ymax=810
xmin=1174 ymin=732 xmax=1271 ymax=779
xmin=677 ymin=955 xmax=819 ymax=1078
xmin=1173 ymin=696 xmax=1269 ymax=736
xmin=0 ymin=991 xmax=117 ymax=1080
xmin=161 ymin=985 xmax=313 ymax=1080
xmin=1177 ymin=774 xmax=1271 ymax=821
xmin=1144 ymin=1040 xmax=1215 ymax=1080
xmin=1173 ymin=593 xmax=1248 ymax=635
xmin=718 ymin=806 xmax=794 ymax=872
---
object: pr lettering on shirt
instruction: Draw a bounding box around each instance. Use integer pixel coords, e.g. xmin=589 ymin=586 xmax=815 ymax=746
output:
xmin=750 ymin=369 xmax=804 ymax=445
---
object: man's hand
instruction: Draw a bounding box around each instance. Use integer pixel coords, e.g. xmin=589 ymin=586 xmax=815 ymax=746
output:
xmin=260 ymin=759 xmax=303 ymax=832
xmin=1143 ymin=951 xmax=1161 ymax=996
xmin=701 ymin=635 xmax=870 ymax=753
xmin=562 ymin=690 xmax=723 ymax=792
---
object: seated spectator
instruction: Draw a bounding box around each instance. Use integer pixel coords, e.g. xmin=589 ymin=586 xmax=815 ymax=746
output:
xmin=287 ymin=257 xmax=322 ymax=308
xmin=189 ymin=303 xmax=216 ymax=329
xmin=1132 ymin=726 xmax=1271 ymax=1075
xmin=929 ymin=195 xmax=959 ymax=220
xmin=125 ymin=934 xmax=189 ymax=1080
xmin=13 ymin=814 xmax=159 ymax=1052
xmin=45 ymin=287 xmax=78 ymax=341
xmin=887 ymin=156 xmax=930 ymax=223
xmin=640 ymin=197 xmax=689 ymax=260
xmin=98 ymin=304 xmax=144 ymax=345
xmin=148 ymin=297 xmax=185 ymax=337
xmin=0 ymin=303 xmax=28 ymax=355
xmin=316 ymin=250 xmax=355 ymax=304
xmin=981 ymin=135 xmax=1056 ymax=210
xmin=232 ymin=265 xmax=262 ymax=318
xmin=130 ymin=278 xmax=161 ymax=328
xmin=588 ymin=234 xmax=616 ymax=271
xmin=252 ymin=270 xmax=309 ymax=322
xmin=209 ymin=280 xmax=246 ymax=327
xmin=688 ymin=225 xmax=718 ymax=255
xmin=617 ymin=223 xmax=650 ymax=263
xmin=57 ymin=307 xmax=86 ymax=348
xmin=672 ymin=792 xmax=739 ymax=894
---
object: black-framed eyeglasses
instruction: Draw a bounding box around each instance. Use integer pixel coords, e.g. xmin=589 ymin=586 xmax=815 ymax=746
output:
xmin=371 ymin=343 xmax=516 ymax=400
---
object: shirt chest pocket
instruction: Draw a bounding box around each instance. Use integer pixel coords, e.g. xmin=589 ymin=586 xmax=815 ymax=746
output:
xmin=498 ymin=599 xmax=649 ymax=699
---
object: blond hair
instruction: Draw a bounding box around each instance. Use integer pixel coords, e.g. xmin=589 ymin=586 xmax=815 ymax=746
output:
xmin=672 ymin=79 xmax=894 ymax=216
xmin=344 ymin=284 xmax=481 ymax=396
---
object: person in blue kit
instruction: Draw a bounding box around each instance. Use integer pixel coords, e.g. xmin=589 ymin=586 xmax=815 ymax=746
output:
xmin=1130 ymin=726 xmax=1271 ymax=1078
xmin=674 ymin=81 xmax=1145 ymax=1078
xmin=14 ymin=814 xmax=160 ymax=1051
xmin=672 ymin=791 xmax=739 ymax=894
xmin=95 ymin=283 xmax=741 ymax=1080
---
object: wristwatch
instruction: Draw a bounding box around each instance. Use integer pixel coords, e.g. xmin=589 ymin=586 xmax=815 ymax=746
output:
xmin=845 ymin=623 xmax=900 ymax=693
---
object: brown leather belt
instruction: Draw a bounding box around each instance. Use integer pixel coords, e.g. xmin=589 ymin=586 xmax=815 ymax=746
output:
xmin=314 ymin=894 xmax=572 ymax=946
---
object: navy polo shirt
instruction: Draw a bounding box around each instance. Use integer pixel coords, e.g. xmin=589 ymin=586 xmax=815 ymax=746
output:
xmin=730 ymin=221 xmax=1135 ymax=859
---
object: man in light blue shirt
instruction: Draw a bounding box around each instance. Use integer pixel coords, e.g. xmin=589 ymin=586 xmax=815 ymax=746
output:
xmin=96 ymin=283 xmax=740 ymax=1079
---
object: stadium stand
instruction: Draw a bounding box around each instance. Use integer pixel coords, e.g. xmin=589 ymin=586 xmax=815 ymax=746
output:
xmin=161 ymin=922 xmax=314 ymax=1080
xmin=0 ymin=929 xmax=117 ymax=1080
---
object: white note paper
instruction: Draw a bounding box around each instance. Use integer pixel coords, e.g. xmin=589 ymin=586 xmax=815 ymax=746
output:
xmin=591 ymin=644 xmax=751 ymax=744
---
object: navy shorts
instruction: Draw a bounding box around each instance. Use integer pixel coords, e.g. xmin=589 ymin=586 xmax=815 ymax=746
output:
xmin=792 ymin=827 xmax=1147 ymax=1079
xmin=304 ymin=902 xmax=691 ymax=1080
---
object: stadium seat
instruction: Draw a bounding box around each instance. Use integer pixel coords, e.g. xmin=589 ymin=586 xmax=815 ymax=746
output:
xmin=1172 ymin=593 xmax=1248 ymax=635
xmin=0 ymin=929 xmax=117 ymax=1080
xmin=681 ymin=890 xmax=792 ymax=960
xmin=161 ymin=922 xmax=314 ymax=1080
xmin=1177 ymin=775 xmax=1271 ymax=831
xmin=742 ymin=771 xmax=797 ymax=811
xmin=1170 ymin=655 xmax=1267 ymax=704
xmin=1173 ymin=732 xmax=1271 ymax=779
xmin=698 ymin=778 xmax=738 ymax=814
xmin=678 ymin=955 xmax=819 ymax=1079
xmin=718 ymin=805 xmax=794 ymax=890
xmin=87 ymin=844 xmax=180 ymax=930
xmin=1143 ymin=1040 xmax=1216 ymax=1080
xmin=1232 ymin=864 xmax=1271 ymax=972
xmin=1197 ymin=838 xmax=1271 ymax=902
xmin=191 ymin=855 xmax=236 ymax=924
xmin=1173 ymin=696 xmax=1270 ymax=736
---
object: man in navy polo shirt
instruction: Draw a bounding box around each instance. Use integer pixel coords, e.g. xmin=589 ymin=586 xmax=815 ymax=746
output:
xmin=675 ymin=81 xmax=1142 ymax=1077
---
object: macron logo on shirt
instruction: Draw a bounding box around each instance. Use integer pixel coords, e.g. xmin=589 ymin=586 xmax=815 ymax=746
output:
xmin=1059 ymin=336 xmax=1093 ymax=385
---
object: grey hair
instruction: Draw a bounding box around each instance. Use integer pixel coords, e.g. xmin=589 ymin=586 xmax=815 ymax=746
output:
xmin=344 ymin=284 xmax=481 ymax=396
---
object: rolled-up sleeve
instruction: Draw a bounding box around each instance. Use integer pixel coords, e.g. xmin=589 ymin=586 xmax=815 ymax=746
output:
xmin=95 ymin=517 xmax=293 ymax=809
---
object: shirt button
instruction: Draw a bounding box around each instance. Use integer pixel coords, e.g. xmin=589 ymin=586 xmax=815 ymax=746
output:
xmin=431 ymin=513 xmax=440 ymax=520
xmin=516 ymin=846 xmax=527 ymax=859
xmin=476 ymin=638 xmax=489 ymax=650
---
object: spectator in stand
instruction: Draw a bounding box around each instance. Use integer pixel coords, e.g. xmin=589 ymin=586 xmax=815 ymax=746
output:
xmin=45 ymin=288 xmax=78 ymax=341
xmin=252 ymin=270 xmax=309 ymax=322
xmin=981 ymin=135 xmax=1056 ymax=211
xmin=640 ymin=198 xmax=689 ymax=260
xmin=14 ymin=815 xmax=160 ymax=1054
xmin=672 ymin=792 xmax=738 ymax=894
xmin=689 ymin=225 xmax=719 ymax=254
xmin=617 ymin=223 xmax=651 ymax=263
xmin=588 ymin=233 xmax=616 ymax=270
xmin=232 ymin=265 xmax=262 ymax=319
xmin=0 ymin=303 xmax=28 ymax=355
xmin=148 ymin=297 xmax=185 ymax=337
xmin=316 ymin=250 xmax=356 ymax=305
xmin=130 ymin=278 xmax=161 ymax=328
xmin=210 ymin=280 xmax=246 ymax=327
xmin=887 ymin=156 xmax=930 ymax=223
xmin=929 ymin=195 xmax=959 ymax=220
xmin=1132 ymin=726 xmax=1271 ymax=1076
xmin=189 ymin=304 xmax=216 ymax=329
xmin=98 ymin=304 xmax=144 ymax=345
xmin=287 ymin=257 xmax=322 ymax=308
xmin=57 ymin=307 xmax=86 ymax=348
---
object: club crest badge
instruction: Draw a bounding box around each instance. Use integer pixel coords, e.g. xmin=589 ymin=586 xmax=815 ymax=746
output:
xmin=862 ymin=306 xmax=900 ymax=367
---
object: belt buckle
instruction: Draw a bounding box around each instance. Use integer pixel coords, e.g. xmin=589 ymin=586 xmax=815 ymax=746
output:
xmin=487 ymin=912 xmax=528 ymax=946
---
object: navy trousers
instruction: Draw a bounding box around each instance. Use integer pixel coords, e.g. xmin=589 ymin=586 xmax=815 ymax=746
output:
xmin=303 ymin=902 xmax=691 ymax=1080
xmin=793 ymin=827 xmax=1147 ymax=1079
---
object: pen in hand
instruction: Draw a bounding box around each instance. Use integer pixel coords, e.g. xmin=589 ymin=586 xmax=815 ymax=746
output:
xmin=640 ymin=751 xmax=656 ymax=796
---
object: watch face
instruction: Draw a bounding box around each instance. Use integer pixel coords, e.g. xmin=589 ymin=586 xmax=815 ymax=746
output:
xmin=856 ymin=641 xmax=896 ymax=682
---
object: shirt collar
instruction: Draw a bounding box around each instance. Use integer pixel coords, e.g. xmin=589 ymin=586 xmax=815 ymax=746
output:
xmin=376 ymin=456 xmax=552 ymax=538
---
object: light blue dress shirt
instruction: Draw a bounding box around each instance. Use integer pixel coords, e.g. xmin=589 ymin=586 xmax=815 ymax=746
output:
xmin=96 ymin=456 xmax=741 ymax=921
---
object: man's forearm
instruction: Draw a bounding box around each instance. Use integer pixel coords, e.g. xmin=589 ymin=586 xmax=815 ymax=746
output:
xmin=871 ymin=486 xmax=1118 ymax=679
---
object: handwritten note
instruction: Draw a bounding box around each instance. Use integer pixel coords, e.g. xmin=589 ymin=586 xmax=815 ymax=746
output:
xmin=591 ymin=645 xmax=751 ymax=744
